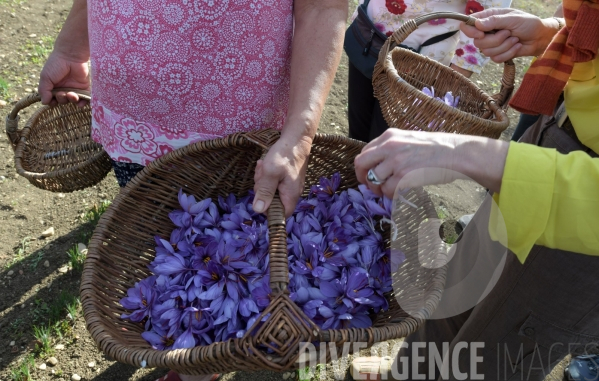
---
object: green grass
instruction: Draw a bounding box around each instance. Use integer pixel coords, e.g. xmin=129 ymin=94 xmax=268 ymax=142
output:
xmin=0 ymin=77 xmax=10 ymax=101
xmin=298 ymin=364 xmax=325 ymax=381
xmin=28 ymin=251 xmax=44 ymax=270
xmin=9 ymin=318 xmax=25 ymax=339
xmin=64 ymin=295 xmax=80 ymax=322
xmin=67 ymin=245 xmax=86 ymax=272
xmin=437 ymin=208 xmax=447 ymax=220
xmin=21 ymin=36 xmax=55 ymax=65
xmin=32 ymin=290 xmax=80 ymax=325
xmin=6 ymin=236 xmax=32 ymax=268
xmin=9 ymin=354 xmax=34 ymax=381
xmin=82 ymin=200 xmax=111 ymax=225
xmin=32 ymin=325 xmax=53 ymax=356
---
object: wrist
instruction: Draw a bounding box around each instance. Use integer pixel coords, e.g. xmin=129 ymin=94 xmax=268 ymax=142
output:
xmin=453 ymin=137 xmax=509 ymax=192
xmin=280 ymin=114 xmax=318 ymax=145
xmin=535 ymin=17 xmax=563 ymax=56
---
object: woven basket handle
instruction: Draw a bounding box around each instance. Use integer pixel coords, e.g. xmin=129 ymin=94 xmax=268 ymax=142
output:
xmin=5 ymin=88 xmax=91 ymax=149
xmin=385 ymin=12 xmax=515 ymax=110
xmin=266 ymin=194 xmax=289 ymax=294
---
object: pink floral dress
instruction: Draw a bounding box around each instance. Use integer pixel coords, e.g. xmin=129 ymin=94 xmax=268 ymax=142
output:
xmin=353 ymin=0 xmax=511 ymax=73
xmin=88 ymin=0 xmax=294 ymax=165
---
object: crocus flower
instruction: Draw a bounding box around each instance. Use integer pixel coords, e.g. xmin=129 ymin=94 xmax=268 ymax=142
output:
xmin=122 ymin=175 xmax=398 ymax=348
xmin=120 ymin=276 xmax=157 ymax=328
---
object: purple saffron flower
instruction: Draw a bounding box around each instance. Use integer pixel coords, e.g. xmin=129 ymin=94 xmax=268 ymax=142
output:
xmin=310 ymin=172 xmax=341 ymax=201
xmin=120 ymin=276 xmax=157 ymax=327
xmin=251 ymin=283 xmax=272 ymax=309
xmin=141 ymin=324 xmax=177 ymax=350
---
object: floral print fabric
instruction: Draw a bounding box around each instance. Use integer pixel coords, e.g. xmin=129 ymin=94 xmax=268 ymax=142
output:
xmin=88 ymin=0 xmax=294 ymax=165
xmin=353 ymin=0 xmax=511 ymax=72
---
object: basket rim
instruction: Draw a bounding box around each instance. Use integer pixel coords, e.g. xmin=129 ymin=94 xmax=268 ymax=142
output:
xmin=13 ymin=102 xmax=109 ymax=180
xmin=377 ymin=46 xmax=510 ymax=133
xmin=80 ymin=131 xmax=448 ymax=372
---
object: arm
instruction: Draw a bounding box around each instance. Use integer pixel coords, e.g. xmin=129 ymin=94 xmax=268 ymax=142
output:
xmin=354 ymin=129 xmax=599 ymax=261
xmin=38 ymin=0 xmax=90 ymax=106
xmin=353 ymin=129 xmax=509 ymax=197
xmin=491 ymin=143 xmax=599 ymax=261
xmin=252 ymin=0 xmax=348 ymax=216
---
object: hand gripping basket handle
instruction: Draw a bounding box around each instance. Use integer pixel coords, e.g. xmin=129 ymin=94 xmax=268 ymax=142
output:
xmin=5 ymin=88 xmax=92 ymax=148
xmin=266 ymin=194 xmax=289 ymax=295
xmin=383 ymin=12 xmax=515 ymax=110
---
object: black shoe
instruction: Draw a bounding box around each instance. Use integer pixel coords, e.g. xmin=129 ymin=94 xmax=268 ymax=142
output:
xmin=565 ymin=355 xmax=599 ymax=381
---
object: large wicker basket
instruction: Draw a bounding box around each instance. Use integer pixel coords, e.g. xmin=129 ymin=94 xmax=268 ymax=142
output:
xmin=5 ymin=89 xmax=112 ymax=192
xmin=373 ymin=12 xmax=515 ymax=139
xmin=81 ymin=129 xmax=448 ymax=375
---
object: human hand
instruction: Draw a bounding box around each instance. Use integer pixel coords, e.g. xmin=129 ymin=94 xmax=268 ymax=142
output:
xmin=460 ymin=8 xmax=561 ymax=62
xmin=354 ymin=129 xmax=509 ymax=199
xmin=252 ymin=135 xmax=312 ymax=218
xmin=38 ymin=51 xmax=90 ymax=107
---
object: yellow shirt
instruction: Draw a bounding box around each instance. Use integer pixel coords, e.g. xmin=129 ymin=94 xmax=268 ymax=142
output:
xmin=492 ymin=56 xmax=599 ymax=263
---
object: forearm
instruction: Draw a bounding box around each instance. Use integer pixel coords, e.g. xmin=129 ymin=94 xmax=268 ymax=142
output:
xmin=282 ymin=0 xmax=347 ymax=147
xmin=453 ymin=135 xmax=510 ymax=193
xmin=53 ymin=0 xmax=89 ymax=61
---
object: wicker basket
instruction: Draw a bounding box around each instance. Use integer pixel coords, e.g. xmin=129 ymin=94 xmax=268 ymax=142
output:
xmin=5 ymin=89 xmax=112 ymax=192
xmin=373 ymin=12 xmax=515 ymax=139
xmin=81 ymin=129 xmax=448 ymax=375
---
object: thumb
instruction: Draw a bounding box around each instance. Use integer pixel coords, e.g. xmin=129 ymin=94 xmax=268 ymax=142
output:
xmin=37 ymin=77 xmax=56 ymax=106
xmin=252 ymin=161 xmax=280 ymax=214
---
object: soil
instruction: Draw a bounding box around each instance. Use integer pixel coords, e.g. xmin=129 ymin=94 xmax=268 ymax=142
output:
xmin=0 ymin=0 xmax=566 ymax=381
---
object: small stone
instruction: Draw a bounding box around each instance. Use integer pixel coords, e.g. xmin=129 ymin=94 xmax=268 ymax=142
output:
xmin=18 ymin=270 xmax=23 ymax=275
xmin=29 ymin=33 xmax=37 ymax=38
xmin=88 ymin=361 xmax=96 ymax=368
xmin=72 ymin=374 xmax=81 ymax=381
xmin=0 ymin=100 xmax=7 ymax=108
xmin=7 ymin=270 xmax=13 ymax=276
xmin=283 ymin=372 xmax=291 ymax=379
xmin=58 ymin=193 xmax=65 ymax=198
xmin=44 ymin=260 xmax=50 ymax=268
xmin=47 ymin=357 xmax=58 ymax=366
xmin=51 ymin=369 xmax=56 ymax=374
xmin=58 ymin=266 xmax=69 ymax=273
xmin=21 ymin=304 xmax=25 ymax=309
xmin=24 ymin=88 xmax=33 ymax=93
xmin=39 ymin=363 xmax=47 ymax=370
xmin=98 ymin=193 xmax=107 ymax=199
xmin=77 ymin=243 xmax=87 ymax=253
xmin=54 ymin=344 xmax=64 ymax=350
xmin=9 ymin=341 xmax=15 ymax=346
xmin=330 ymin=122 xmax=335 ymax=126
xmin=41 ymin=227 xmax=55 ymax=237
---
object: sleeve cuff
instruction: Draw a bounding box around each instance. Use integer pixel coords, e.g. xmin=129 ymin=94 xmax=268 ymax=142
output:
xmin=489 ymin=142 xmax=557 ymax=263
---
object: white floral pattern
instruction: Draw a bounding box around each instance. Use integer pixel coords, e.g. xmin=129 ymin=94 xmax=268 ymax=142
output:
xmin=353 ymin=0 xmax=511 ymax=73
xmin=89 ymin=1 xmax=293 ymax=165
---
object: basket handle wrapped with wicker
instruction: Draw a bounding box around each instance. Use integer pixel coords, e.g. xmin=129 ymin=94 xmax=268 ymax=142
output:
xmin=373 ymin=12 xmax=516 ymax=138
xmin=5 ymin=88 xmax=112 ymax=193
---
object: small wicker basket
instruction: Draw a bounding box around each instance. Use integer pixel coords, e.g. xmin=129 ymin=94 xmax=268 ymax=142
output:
xmin=81 ymin=129 xmax=448 ymax=375
xmin=373 ymin=12 xmax=515 ymax=139
xmin=5 ymin=89 xmax=112 ymax=192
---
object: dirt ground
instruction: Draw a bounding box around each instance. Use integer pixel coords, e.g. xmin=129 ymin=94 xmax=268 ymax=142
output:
xmin=0 ymin=0 xmax=566 ymax=380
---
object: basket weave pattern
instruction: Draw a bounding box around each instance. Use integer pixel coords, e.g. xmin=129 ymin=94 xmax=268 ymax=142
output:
xmin=373 ymin=15 xmax=516 ymax=139
xmin=81 ymin=129 xmax=447 ymax=375
xmin=5 ymin=91 xmax=112 ymax=192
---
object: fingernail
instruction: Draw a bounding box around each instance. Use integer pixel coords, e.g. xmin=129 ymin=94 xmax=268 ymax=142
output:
xmin=254 ymin=200 xmax=265 ymax=213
